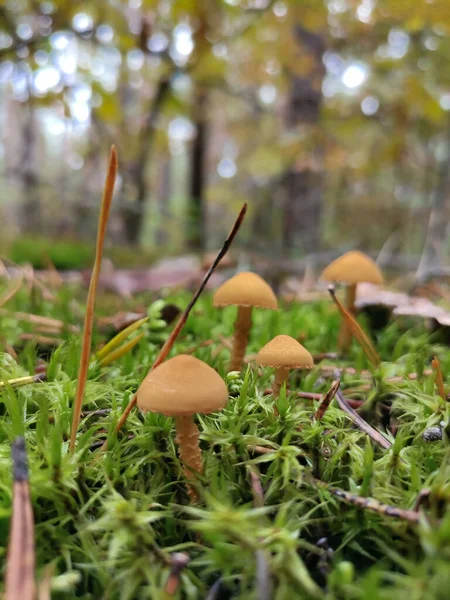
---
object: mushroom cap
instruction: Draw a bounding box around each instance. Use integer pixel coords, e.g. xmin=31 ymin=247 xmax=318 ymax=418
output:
xmin=213 ymin=272 xmax=278 ymax=309
xmin=137 ymin=355 xmax=229 ymax=416
xmin=321 ymin=251 xmax=383 ymax=285
xmin=257 ymin=335 xmax=314 ymax=369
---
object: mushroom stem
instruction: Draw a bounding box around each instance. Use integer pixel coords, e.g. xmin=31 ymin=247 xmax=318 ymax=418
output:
xmin=272 ymin=367 xmax=290 ymax=397
xmin=229 ymin=306 xmax=252 ymax=372
xmin=174 ymin=415 xmax=202 ymax=499
xmin=338 ymin=283 xmax=357 ymax=353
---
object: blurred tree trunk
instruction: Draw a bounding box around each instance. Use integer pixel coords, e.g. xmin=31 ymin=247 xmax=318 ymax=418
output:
xmin=121 ymin=76 xmax=172 ymax=245
xmin=187 ymin=88 xmax=208 ymax=251
xmin=20 ymin=99 xmax=40 ymax=233
xmin=155 ymin=155 xmax=171 ymax=246
xmin=281 ymin=26 xmax=326 ymax=255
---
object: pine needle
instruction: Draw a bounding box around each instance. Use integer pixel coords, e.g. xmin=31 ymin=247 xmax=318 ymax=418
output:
xmin=314 ymin=379 xmax=340 ymax=420
xmin=328 ymin=286 xmax=381 ymax=367
xmin=5 ymin=438 xmax=36 ymax=600
xmin=69 ymin=146 xmax=117 ymax=452
xmin=431 ymin=356 xmax=446 ymax=401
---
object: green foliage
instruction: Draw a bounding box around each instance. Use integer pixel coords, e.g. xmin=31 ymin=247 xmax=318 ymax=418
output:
xmin=8 ymin=237 xmax=94 ymax=270
xmin=0 ymin=283 xmax=449 ymax=597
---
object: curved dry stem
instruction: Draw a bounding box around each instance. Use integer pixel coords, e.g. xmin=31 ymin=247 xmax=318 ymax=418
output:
xmin=229 ymin=306 xmax=252 ymax=372
xmin=174 ymin=415 xmax=202 ymax=500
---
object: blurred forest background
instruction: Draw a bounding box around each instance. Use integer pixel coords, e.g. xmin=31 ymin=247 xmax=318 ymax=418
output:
xmin=1 ymin=0 xmax=450 ymax=273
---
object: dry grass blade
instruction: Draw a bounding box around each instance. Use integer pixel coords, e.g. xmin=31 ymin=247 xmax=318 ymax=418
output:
xmin=0 ymin=275 xmax=24 ymax=308
xmin=328 ymin=286 xmax=381 ymax=367
xmin=335 ymin=388 xmax=392 ymax=450
xmin=105 ymin=203 xmax=248 ymax=444
xmin=314 ymin=379 xmax=340 ymax=420
xmin=431 ymin=356 xmax=446 ymax=401
xmin=0 ymin=308 xmax=78 ymax=332
xmin=69 ymin=146 xmax=117 ymax=452
xmin=5 ymin=438 xmax=36 ymax=600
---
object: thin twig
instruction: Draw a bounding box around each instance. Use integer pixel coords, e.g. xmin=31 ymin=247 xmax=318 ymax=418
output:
xmin=263 ymin=388 xmax=363 ymax=409
xmin=328 ymin=286 xmax=381 ymax=367
xmin=310 ymin=476 xmax=420 ymax=524
xmin=100 ymin=203 xmax=247 ymax=448
xmin=314 ymin=379 xmax=340 ymax=420
xmin=69 ymin=146 xmax=117 ymax=452
xmin=5 ymin=438 xmax=36 ymax=600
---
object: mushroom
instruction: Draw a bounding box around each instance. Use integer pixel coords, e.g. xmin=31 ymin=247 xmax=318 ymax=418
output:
xmin=213 ymin=272 xmax=278 ymax=372
xmin=136 ymin=355 xmax=228 ymax=498
xmin=257 ymin=334 xmax=314 ymax=397
xmin=320 ymin=251 xmax=383 ymax=352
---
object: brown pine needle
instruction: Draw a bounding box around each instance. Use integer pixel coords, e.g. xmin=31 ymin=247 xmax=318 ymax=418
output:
xmin=5 ymin=438 xmax=36 ymax=600
xmin=100 ymin=203 xmax=248 ymax=450
xmin=314 ymin=379 xmax=340 ymax=420
xmin=69 ymin=146 xmax=117 ymax=452
xmin=431 ymin=356 xmax=446 ymax=401
xmin=328 ymin=286 xmax=381 ymax=367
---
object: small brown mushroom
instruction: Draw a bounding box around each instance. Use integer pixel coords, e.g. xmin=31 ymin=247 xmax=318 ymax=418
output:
xmin=136 ymin=355 xmax=228 ymax=498
xmin=213 ymin=272 xmax=278 ymax=372
xmin=321 ymin=251 xmax=383 ymax=353
xmin=257 ymin=334 xmax=314 ymax=398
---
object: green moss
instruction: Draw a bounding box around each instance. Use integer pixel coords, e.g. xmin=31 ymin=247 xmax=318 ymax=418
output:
xmin=0 ymin=283 xmax=449 ymax=598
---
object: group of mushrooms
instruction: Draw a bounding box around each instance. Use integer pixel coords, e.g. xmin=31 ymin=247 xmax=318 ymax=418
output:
xmin=136 ymin=250 xmax=383 ymax=498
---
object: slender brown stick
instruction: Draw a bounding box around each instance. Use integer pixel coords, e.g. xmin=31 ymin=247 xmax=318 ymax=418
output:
xmin=5 ymin=438 xmax=36 ymax=600
xmin=100 ymin=203 xmax=248 ymax=448
xmin=329 ymin=286 xmax=381 ymax=367
xmin=69 ymin=146 xmax=117 ymax=452
xmin=314 ymin=379 xmax=340 ymax=420
xmin=310 ymin=475 xmax=419 ymax=524
xmin=431 ymin=357 xmax=446 ymax=401
xmin=263 ymin=388 xmax=363 ymax=409
xmin=338 ymin=283 xmax=356 ymax=353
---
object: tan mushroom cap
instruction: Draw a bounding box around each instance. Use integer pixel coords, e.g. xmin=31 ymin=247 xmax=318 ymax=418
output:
xmin=213 ymin=272 xmax=278 ymax=309
xmin=137 ymin=355 xmax=229 ymax=416
xmin=257 ymin=335 xmax=314 ymax=369
xmin=321 ymin=251 xmax=383 ymax=285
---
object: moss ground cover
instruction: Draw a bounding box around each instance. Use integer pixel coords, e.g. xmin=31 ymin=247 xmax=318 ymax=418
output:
xmin=0 ymin=278 xmax=449 ymax=599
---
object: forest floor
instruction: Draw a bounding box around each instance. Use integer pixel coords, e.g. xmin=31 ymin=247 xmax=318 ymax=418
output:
xmin=0 ymin=275 xmax=449 ymax=599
